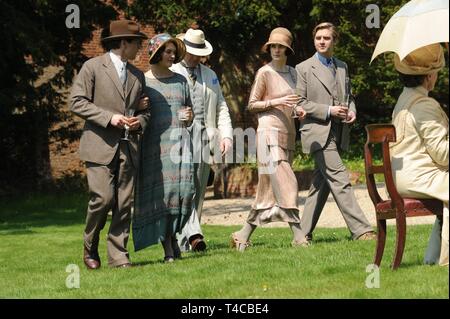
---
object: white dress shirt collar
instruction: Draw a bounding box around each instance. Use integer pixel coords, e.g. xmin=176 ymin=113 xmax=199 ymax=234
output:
xmin=109 ymin=51 xmax=127 ymax=78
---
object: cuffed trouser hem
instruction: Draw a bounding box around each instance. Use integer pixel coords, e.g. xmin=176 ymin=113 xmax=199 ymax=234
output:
xmin=352 ymin=227 xmax=374 ymax=240
xmin=108 ymin=258 xmax=131 ymax=267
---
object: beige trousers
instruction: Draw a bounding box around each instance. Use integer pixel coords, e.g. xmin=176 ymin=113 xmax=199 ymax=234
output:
xmin=301 ymin=136 xmax=372 ymax=240
xmin=84 ymin=141 xmax=135 ymax=267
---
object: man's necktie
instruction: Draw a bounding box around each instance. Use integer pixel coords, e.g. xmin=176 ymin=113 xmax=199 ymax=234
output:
xmin=328 ymin=59 xmax=336 ymax=77
xmin=119 ymin=62 xmax=127 ymax=86
xmin=187 ymin=67 xmax=197 ymax=84
xmin=327 ymin=59 xmax=336 ymax=78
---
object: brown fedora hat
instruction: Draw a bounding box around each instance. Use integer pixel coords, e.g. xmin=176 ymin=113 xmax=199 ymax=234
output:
xmin=101 ymin=20 xmax=148 ymax=42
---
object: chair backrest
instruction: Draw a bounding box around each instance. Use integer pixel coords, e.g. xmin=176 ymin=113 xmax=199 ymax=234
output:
xmin=364 ymin=124 xmax=404 ymax=211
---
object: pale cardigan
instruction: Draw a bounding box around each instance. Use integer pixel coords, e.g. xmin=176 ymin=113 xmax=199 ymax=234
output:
xmin=171 ymin=63 xmax=233 ymax=146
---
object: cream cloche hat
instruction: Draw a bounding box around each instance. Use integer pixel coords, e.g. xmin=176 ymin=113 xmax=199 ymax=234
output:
xmin=262 ymin=27 xmax=295 ymax=55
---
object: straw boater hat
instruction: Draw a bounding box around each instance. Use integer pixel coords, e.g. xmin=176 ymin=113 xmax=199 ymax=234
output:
xmin=101 ymin=20 xmax=148 ymax=42
xmin=262 ymin=27 xmax=294 ymax=55
xmin=176 ymin=28 xmax=213 ymax=57
xmin=147 ymin=33 xmax=186 ymax=64
xmin=394 ymin=43 xmax=445 ymax=75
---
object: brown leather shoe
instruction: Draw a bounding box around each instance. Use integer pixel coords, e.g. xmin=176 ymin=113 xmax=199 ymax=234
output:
xmin=356 ymin=231 xmax=377 ymax=241
xmin=190 ymin=236 xmax=207 ymax=252
xmin=83 ymin=247 xmax=101 ymax=270
xmin=172 ymin=237 xmax=182 ymax=259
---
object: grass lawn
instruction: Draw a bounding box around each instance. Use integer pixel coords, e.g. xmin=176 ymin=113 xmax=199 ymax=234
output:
xmin=0 ymin=193 xmax=448 ymax=299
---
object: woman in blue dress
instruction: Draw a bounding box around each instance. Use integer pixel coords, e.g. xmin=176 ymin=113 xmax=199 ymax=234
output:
xmin=133 ymin=33 xmax=194 ymax=262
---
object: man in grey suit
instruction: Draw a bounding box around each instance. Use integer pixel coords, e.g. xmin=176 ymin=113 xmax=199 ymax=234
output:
xmin=70 ymin=20 xmax=150 ymax=269
xmin=294 ymin=22 xmax=375 ymax=244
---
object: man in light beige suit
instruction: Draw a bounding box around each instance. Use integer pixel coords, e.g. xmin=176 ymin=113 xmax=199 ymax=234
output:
xmin=70 ymin=20 xmax=150 ymax=269
xmin=294 ymin=22 xmax=374 ymax=244
xmin=171 ymin=29 xmax=233 ymax=252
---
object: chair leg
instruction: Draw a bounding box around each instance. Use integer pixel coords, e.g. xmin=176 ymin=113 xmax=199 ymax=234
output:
xmin=374 ymin=218 xmax=387 ymax=267
xmin=392 ymin=212 xmax=407 ymax=270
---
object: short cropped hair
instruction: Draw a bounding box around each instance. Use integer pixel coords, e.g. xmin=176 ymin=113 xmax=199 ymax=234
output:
xmin=101 ymin=38 xmax=135 ymax=52
xmin=312 ymin=22 xmax=339 ymax=42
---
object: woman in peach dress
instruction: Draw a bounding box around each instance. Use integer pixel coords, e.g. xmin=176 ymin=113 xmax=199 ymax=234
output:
xmin=231 ymin=27 xmax=307 ymax=251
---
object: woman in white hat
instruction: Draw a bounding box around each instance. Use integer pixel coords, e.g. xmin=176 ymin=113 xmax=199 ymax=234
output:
xmin=231 ymin=27 xmax=307 ymax=251
xmin=390 ymin=43 xmax=448 ymax=266
xmin=133 ymin=33 xmax=195 ymax=263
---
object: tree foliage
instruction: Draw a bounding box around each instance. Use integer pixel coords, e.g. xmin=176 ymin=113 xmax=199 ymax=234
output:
xmin=1 ymin=0 xmax=448 ymax=192
xmin=127 ymin=0 xmax=448 ymax=130
xmin=0 ymin=0 xmax=117 ymax=191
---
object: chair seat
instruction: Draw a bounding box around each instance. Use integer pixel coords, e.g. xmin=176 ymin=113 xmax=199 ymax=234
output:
xmin=365 ymin=123 xmax=444 ymax=269
xmin=376 ymin=198 xmax=443 ymax=215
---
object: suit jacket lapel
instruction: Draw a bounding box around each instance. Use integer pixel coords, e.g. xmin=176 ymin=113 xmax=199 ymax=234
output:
xmin=102 ymin=53 xmax=125 ymax=100
xmin=199 ymin=64 xmax=208 ymax=109
xmin=175 ymin=64 xmax=186 ymax=79
xmin=125 ymin=67 xmax=137 ymax=99
xmin=336 ymin=61 xmax=346 ymax=100
xmin=311 ymin=56 xmax=334 ymax=95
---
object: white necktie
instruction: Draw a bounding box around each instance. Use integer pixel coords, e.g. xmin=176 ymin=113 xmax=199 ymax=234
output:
xmin=119 ymin=63 xmax=127 ymax=85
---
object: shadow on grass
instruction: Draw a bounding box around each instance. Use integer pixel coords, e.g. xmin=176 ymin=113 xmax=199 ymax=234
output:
xmin=131 ymin=260 xmax=167 ymax=267
xmin=376 ymin=261 xmax=425 ymax=270
xmin=311 ymin=236 xmax=347 ymax=244
xmin=209 ymin=237 xmax=346 ymax=251
xmin=375 ymin=257 xmax=429 ymax=270
xmin=132 ymin=251 xmax=209 ymax=267
xmin=210 ymin=241 xmax=271 ymax=250
xmin=0 ymin=193 xmax=87 ymax=231
xmin=0 ymin=228 xmax=37 ymax=235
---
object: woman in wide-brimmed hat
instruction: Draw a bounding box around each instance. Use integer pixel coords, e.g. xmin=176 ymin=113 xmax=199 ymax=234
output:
xmin=132 ymin=33 xmax=195 ymax=263
xmin=230 ymin=27 xmax=307 ymax=251
xmin=390 ymin=43 xmax=448 ymax=266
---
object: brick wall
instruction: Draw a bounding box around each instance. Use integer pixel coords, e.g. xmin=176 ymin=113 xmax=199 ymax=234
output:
xmin=82 ymin=24 xmax=155 ymax=71
xmin=50 ymin=20 xmax=156 ymax=181
xmin=50 ymin=20 xmax=260 ymax=196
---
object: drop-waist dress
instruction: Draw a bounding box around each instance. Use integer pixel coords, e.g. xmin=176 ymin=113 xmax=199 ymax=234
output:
xmin=133 ymin=73 xmax=195 ymax=251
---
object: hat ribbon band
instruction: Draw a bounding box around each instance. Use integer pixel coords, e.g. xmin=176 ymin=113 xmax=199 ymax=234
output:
xmin=183 ymin=39 xmax=206 ymax=49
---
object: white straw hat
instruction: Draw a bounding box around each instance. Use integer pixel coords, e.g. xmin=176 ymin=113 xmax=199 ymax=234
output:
xmin=177 ymin=28 xmax=213 ymax=57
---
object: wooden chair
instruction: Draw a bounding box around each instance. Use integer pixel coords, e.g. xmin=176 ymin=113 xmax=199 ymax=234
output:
xmin=364 ymin=124 xmax=443 ymax=270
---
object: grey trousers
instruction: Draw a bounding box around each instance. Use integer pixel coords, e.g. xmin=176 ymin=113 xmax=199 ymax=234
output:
xmin=84 ymin=141 xmax=135 ymax=266
xmin=300 ymin=137 xmax=373 ymax=240
xmin=424 ymin=216 xmax=443 ymax=265
xmin=177 ymin=161 xmax=210 ymax=251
